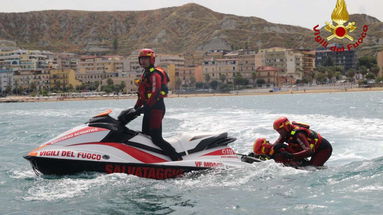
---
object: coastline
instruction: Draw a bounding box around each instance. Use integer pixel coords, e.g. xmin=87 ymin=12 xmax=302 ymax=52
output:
xmin=1 ymin=87 xmax=382 ymax=103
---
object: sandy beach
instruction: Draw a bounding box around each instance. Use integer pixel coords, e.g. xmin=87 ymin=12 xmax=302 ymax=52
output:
xmin=1 ymin=87 xmax=382 ymax=103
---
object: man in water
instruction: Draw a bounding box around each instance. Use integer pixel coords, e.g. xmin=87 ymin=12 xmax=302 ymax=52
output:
xmin=134 ymin=48 xmax=182 ymax=161
xmin=271 ymin=117 xmax=332 ymax=166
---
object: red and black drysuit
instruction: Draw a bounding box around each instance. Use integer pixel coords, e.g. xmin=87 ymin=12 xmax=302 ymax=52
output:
xmin=274 ymin=126 xmax=332 ymax=166
xmin=270 ymin=145 xmax=309 ymax=167
xmin=134 ymin=66 xmax=182 ymax=161
xmin=242 ymin=145 xmax=309 ymax=167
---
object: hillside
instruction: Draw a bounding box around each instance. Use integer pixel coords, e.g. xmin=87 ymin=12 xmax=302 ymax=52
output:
xmin=0 ymin=3 xmax=381 ymax=55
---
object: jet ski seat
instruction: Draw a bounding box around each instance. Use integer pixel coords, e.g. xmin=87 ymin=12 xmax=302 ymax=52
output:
xmin=88 ymin=115 xmax=122 ymax=131
xmin=87 ymin=115 xmax=235 ymax=157
xmin=187 ymin=132 xmax=235 ymax=154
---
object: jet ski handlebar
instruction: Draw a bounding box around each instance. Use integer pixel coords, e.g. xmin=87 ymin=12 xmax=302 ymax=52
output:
xmin=118 ymin=107 xmax=143 ymax=125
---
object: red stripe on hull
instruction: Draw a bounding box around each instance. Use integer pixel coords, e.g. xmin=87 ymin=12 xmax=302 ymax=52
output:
xmin=203 ymin=148 xmax=236 ymax=156
xmin=69 ymin=142 xmax=168 ymax=163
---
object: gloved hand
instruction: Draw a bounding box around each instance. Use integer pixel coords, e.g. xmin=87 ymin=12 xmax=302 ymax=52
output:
xmin=280 ymin=151 xmax=294 ymax=159
xmin=135 ymin=106 xmax=144 ymax=115
xmin=118 ymin=108 xmax=139 ymax=125
xmin=273 ymin=143 xmax=287 ymax=152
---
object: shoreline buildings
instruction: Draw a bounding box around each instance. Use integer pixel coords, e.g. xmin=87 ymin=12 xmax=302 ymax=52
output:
xmin=0 ymin=39 xmax=368 ymax=95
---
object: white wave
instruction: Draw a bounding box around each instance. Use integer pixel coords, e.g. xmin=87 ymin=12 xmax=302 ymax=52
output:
xmin=2 ymin=108 xmax=116 ymax=118
xmin=327 ymin=174 xmax=364 ymax=185
xmin=23 ymin=173 xmax=133 ymax=201
xmin=2 ymin=110 xmax=77 ymax=118
xmin=293 ymin=204 xmax=328 ymax=210
xmin=173 ymin=161 xmax=306 ymax=189
xmin=9 ymin=169 xmax=36 ymax=179
xmin=355 ymin=185 xmax=383 ymax=192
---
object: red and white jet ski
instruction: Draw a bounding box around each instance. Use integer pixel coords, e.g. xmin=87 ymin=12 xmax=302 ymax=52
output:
xmin=24 ymin=109 xmax=246 ymax=179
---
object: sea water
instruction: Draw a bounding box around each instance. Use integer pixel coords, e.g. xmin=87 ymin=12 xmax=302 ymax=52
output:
xmin=0 ymin=91 xmax=382 ymax=215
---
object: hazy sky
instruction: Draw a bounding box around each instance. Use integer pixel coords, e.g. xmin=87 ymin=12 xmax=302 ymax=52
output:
xmin=1 ymin=0 xmax=382 ymax=29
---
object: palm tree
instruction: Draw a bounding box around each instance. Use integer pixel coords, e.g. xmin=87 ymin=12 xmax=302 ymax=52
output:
xmin=219 ymin=74 xmax=226 ymax=83
xmin=190 ymin=76 xmax=196 ymax=88
xmin=251 ymin=72 xmax=257 ymax=87
xmin=176 ymin=78 xmax=182 ymax=90
xmin=204 ymin=74 xmax=210 ymax=83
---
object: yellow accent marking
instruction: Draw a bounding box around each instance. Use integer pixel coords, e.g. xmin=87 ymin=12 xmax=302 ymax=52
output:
xmin=270 ymin=148 xmax=275 ymax=156
xmin=325 ymin=0 xmax=356 ymax=41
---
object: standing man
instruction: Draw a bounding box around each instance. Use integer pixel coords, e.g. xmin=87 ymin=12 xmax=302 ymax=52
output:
xmin=134 ymin=49 xmax=182 ymax=161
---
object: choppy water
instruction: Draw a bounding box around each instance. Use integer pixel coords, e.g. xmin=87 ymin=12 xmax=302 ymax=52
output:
xmin=1 ymin=91 xmax=383 ymax=215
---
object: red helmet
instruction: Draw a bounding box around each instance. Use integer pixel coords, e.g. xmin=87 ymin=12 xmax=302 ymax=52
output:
xmin=253 ymin=138 xmax=272 ymax=155
xmin=138 ymin=48 xmax=155 ymax=65
xmin=273 ymin=117 xmax=292 ymax=132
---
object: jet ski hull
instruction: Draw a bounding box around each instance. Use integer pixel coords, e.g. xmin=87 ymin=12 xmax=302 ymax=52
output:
xmin=24 ymin=156 xmax=208 ymax=179
xmin=24 ymin=111 xmax=247 ymax=179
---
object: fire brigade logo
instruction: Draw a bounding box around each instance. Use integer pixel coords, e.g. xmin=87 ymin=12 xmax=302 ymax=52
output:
xmin=324 ymin=0 xmax=356 ymax=41
xmin=313 ymin=0 xmax=369 ymax=52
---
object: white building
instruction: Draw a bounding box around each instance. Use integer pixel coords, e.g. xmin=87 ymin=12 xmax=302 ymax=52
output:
xmin=258 ymin=47 xmax=304 ymax=81
xmin=0 ymin=49 xmax=53 ymax=72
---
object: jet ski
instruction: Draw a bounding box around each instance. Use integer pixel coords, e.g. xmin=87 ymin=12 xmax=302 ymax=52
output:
xmin=24 ymin=109 xmax=247 ymax=179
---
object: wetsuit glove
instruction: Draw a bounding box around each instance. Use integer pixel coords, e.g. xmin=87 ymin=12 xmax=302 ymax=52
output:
xmin=280 ymin=151 xmax=294 ymax=159
xmin=135 ymin=107 xmax=144 ymax=115
xmin=273 ymin=143 xmax=288 ymax=152
xmin=118 ymin=108 xmax=138 ymax=125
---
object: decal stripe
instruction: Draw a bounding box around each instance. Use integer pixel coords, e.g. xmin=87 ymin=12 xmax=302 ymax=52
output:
xmin=27 ymin=126 xmax=108 ymax=156
xmin=46 ymin=126 xmax=108 ymax=145
xmin=69 ymin=142 xmax=167 ymax=163
xmin=203 ymin=148 xmax=235 ymax=156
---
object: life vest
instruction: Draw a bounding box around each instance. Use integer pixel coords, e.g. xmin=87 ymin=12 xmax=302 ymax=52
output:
xmin=286 ymin=125 xmax=322 ymax=152
xmin=151 ymin=67 xmax=169 ymax=97
xmin=292 ymin=121 xmax=310 ymax=129
xmin=138 ymin=67 xmax=170 ymax=101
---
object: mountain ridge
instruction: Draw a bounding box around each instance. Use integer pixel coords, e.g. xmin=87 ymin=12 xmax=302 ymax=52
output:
xmin=0 ymin=3 xmax=381 ymax=55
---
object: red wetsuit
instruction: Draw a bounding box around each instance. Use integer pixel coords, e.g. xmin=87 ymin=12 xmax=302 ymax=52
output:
xmin=135 ymin=67 xmax=167 ymax=133
xmin=274 ymin=126 xmax=332 ymax=166
xmin=271 ymin=143 xmax=308 ymax=167
xmin=134 ymin=67 xmax=181 ymax=161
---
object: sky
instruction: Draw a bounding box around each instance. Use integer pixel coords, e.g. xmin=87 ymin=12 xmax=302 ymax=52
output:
xmin=1 ymin=0 xmax=382 ymax=29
